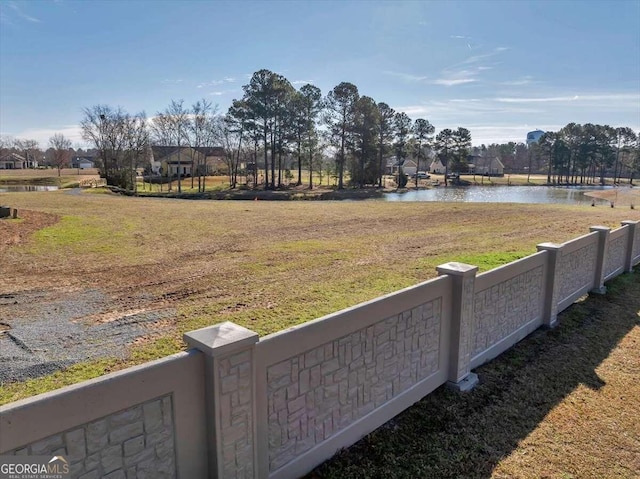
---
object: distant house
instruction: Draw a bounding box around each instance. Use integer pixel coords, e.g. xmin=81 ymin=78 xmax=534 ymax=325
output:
xmin=151 ymin=146 xmax=226 ymax=177
xmin=384 ymin=157 xmax=397 ymax=175
xmin=474 ymin=157 xmax=504 ymax=176
xmin=429 ymin=159 xmax=445 ymax=174
xmin=71 ymin=156 xmax=95 ymax=169
xmin=0 ymin=153 xmax=27 ymax=169
xmin=466 ymin=154 xmax=481 ymax=174
xmin=400 ymin=159 xmax=417 ymax=176
xmin=387 ymin=157 xmax=417 ymax=176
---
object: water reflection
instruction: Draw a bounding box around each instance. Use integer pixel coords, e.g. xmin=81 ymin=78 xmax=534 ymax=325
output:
xmin=0 ymin=185 xmax=60 ymax=193
xmin=385 ymin=186 xmax=613 ymax=205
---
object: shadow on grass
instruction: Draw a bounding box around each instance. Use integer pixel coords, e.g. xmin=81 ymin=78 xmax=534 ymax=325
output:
xmin=308 ymin=269 xmax=640 ymax=478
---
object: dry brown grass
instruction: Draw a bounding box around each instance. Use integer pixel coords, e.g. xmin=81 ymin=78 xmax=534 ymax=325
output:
xmin=0 ymin=191 xmax=638 ymax=399
xmin=2 ymin=191 xmax=638 ymax=325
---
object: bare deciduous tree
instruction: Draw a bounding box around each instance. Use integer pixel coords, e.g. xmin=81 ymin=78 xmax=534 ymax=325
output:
xmin=189 ymin=99 xmax=219 ymax=192
xmin=155 ymin=100 xmax=190 ymax=193
xmin=80 ymin=105 xmax=149 ymax=190
xmin=49 ymin=133 xmax=72 ymax=176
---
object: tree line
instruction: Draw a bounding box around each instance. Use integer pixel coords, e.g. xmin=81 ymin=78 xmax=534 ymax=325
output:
xmin=75 ymin=69 xmax=467 ymax=191
xmin=533 ymin=124 xmax=639 ymax=185
xmin=3 ymin=69 xmax=638 ymax=190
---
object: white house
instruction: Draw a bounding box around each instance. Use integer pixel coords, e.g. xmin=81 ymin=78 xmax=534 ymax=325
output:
xmin=152 ymin=146 xmax=226 ymax=177
xmin=0 ymin=153 xmax=26 ymax=169
xmin=71 ymin=157 xmax=95 ymax=169
xmin=400 ymin=159 xmax=417 ymax=176
xmin=474 ymin=157 xmax=505 ymax=176
xmin=429 ymin=159 xmax=445 ymax=174
xmin=387 ymin=158 xmax=418 ymax=176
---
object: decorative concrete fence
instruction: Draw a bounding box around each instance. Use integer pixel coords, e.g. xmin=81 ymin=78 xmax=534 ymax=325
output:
xmin=1 ymin=220 xmax=638 ymax=479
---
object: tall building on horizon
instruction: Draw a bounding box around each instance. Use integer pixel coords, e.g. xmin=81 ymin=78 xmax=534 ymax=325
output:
xmin=526 ymin=129 xmax=545 ymax=146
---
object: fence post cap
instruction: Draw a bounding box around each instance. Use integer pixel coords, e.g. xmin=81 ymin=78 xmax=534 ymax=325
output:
xmin=436 ymin=262 xmax=478 ymax=276
xmin=536 ymin=242 xmax=562 ymax=251
xmin=184 ymin=321 xmax=258 ymax=357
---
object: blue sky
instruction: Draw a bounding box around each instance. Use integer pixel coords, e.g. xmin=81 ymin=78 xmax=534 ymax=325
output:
xmin=1 ymin=0 xmax=639 ymax=147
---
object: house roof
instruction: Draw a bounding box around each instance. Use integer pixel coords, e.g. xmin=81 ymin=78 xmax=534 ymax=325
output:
xmin=0 ymin=153 xmax=26 ymax=162
xmin=473 ymin=157 xmax=504 ymax=169
xmin=151 ymin=146 xmax=225 ymax=160
xmin=387 ymin=157 xmax=418 ymax=167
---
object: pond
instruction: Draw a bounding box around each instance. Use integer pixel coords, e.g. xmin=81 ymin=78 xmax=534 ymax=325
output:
xmin=0 ymin=185 xmax=60 ymax=193
xmin=385 ymin=185 xmax=612 ymax=205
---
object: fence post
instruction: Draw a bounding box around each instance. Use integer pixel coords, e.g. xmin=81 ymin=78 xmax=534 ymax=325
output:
xmin=436 ymin=262 xmax=479 ymax=392
xmin=536 ymin=243 xmax=562 ymax=328
xmin=589 ymin=226 xmax=611 ymax=294
xmin=621 ymin=220 xmax=639 ymax=272
xmin=184 ymin=321 xmax=259 ymax=479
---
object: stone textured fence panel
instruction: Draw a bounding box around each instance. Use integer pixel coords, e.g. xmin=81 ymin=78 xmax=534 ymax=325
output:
xmin=471 ymin=251 xmax=546 ymax=368
xmin=255 ymin=276 xmax=452 ymax=479
xmin=555 ymin=232 xmax=599 ymax=311
xmin=605 ymin=226 xmax=629 ymax=280
xmin=5 ymin=395 xmax=176 ymax=478
xmin=0 ymin=351 xmax=208 ymax=478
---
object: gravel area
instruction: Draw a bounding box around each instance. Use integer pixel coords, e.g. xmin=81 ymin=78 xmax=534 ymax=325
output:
xmin=0 ymin=289 xmax=175 ymax=383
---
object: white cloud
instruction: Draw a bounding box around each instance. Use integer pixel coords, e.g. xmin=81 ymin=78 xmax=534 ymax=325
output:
xmin=393 ymin=89 xmax=640 ymax=146
xmin=5 ymin=125 xmax=84 ymax=148
xmin=7 ymin=2 xmax=41 ymax=23
xmin=500 ymin=76 xmax=534 ymax=86
xmin=198 ymin=77 xmax=239 ymax=88
xmin=393 ymin=105 xmax=430 ymax=116
xmin=448 ymin=46 xmax=509 ymax=69
xmin=432 ymin=78 xmax=477 ymax=86
xmin=495 ymin=93 xmax=640 ymax=104
xmin=431 ymin=63 xmax=493 ymax=87
xmin=383 ymin=71 xmax=428 ymax=82
xmin=208 ymin=89 xmax=238 ymax=97
xmin=465 ymin=124 xmax=564 ymax=146
xmin=197 ymin=80 xmax=225 ymax=88
xmin=291 ymin=80 xmax=314 ymax=85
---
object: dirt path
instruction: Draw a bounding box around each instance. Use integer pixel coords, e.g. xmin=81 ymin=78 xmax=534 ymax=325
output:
xmin=0 ymin=210 xmax=58 ymax=249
